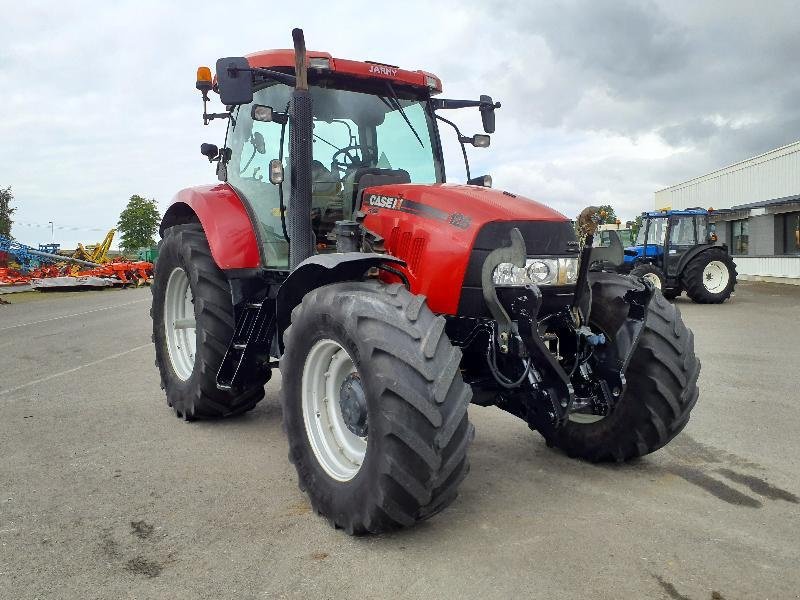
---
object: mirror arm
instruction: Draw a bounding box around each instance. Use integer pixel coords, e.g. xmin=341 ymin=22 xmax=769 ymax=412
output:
xmin=226 ymin=65 xmax=297 ymax=88
xmin=435 ymin=113 xmax=471 ymax=182
xmin=431 ymin=98 xmax=501 ymax=111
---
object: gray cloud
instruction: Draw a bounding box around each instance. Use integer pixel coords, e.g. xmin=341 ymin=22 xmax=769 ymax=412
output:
xmin=1 ymin=0 xmax=799 ymax=247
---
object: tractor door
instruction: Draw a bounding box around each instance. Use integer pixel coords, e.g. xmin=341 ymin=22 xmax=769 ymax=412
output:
xmin=665 ymin=215 xmax=697 ymax=277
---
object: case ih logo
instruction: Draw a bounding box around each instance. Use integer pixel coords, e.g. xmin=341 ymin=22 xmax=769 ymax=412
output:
xmin=368 ymin=194 xmax=401 ymax=209
xmin=368 ymin=64 xmax=398 ymax=77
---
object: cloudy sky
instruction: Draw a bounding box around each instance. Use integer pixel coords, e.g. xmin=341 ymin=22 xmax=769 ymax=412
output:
xmin=2 ymin=0 xmax=798 ymax=249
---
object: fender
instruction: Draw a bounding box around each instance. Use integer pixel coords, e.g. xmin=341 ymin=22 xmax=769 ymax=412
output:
xmin=275 ymin=253 xmax=405 ymax=351
xmin=673 ymin=243 xmax=727 ymax=278
xmin=160 ymin=184 xmax=261 ymax=270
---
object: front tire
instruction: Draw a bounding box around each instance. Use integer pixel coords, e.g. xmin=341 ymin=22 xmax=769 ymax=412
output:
xmin=630 ymin=263 xmax=665 ymax=291
xmin=551 ymin=277 xmax=701 ymax=462
xmin=151 ymin=224 xmax=266 ymax=419
xmin=280 ymin=280 xmax=473 ymax=534
xmin=683 ymin=248 xmax=737 ymax=303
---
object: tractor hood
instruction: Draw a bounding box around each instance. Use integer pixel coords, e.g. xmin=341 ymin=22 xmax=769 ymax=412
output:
xmin=359 ymin=182 xmax=576 ymax=315
xmin=360 ymin=183 xmax=570 ymax=226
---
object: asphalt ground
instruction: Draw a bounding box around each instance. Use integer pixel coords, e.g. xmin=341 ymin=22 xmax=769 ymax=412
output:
xmin=1 ymin=282 xmax=798 ymax=599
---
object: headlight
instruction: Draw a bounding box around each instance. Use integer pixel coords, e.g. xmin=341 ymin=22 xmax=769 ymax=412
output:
xmin=492 ymin=257 xmax=579 ymax=286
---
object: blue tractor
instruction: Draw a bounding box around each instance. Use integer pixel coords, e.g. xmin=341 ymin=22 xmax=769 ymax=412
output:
xmin=616 ymin=208 xmax=737 ymax=303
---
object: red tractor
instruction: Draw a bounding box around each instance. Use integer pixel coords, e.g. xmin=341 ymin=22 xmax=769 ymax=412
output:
xmin=152 ymin=30 xmax=700 ymax=534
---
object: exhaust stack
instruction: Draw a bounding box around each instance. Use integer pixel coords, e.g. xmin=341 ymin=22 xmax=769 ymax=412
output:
xmin=288 ymin=28 xmax=315 ymax=270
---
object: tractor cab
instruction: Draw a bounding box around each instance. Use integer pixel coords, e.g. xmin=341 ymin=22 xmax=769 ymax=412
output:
xmin=197 ymin=50 xmax=498 ymax=269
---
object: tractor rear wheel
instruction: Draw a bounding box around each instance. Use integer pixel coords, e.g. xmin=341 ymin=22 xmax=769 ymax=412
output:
xmin=551 ymin=277 xmax=701 ymax=462
xmin=682 ymin=248 xmax=737 ymax=303
xmin=151 ymin=224 xmax=265 ymax=419
xmin=280 ymin=280 xmax=474 ymax=534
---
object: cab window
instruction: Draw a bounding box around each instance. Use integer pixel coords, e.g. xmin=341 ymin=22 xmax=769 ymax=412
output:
xmin=669 ymin=216 xmax=697 ymax=246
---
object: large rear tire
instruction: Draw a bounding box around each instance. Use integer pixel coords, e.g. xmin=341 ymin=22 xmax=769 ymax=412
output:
xmin=683 ymin=248 xmax=737 ymax=304
xmin=551 ymin=278 xmax=701 ymax=462
xmin=151 ymin=224 xmax=266 ymax=420
xmin=280 ymin=280 xmax=473 ymax=534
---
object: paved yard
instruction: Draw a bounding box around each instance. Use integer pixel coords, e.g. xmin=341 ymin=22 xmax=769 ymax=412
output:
xmin=1 ymin=282 xmax=798 ymax=599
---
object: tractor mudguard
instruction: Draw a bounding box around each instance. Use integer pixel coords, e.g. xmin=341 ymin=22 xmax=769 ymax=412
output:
xmin=585 ymin=271 xmax=653 ymax=385
xmin=275 ymin=253 xmax=406 ymax=351
xmin=674 ymin=243 xmax=727 ymax=278
xmin=160 ymin=184 xmax=261 ymax=270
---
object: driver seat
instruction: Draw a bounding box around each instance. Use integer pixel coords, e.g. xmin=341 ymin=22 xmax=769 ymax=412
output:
xmin=344 ymin=168 xmax=411 ymax=216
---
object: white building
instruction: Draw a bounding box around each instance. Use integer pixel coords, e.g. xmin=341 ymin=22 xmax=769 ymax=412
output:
xmin=655 ymin=141 xmax=800 ymax=284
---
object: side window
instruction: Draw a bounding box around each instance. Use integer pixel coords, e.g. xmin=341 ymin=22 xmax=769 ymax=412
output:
xmin=669 ymin=217 xmax=696 ymax=246
xmin=695 ymin=216 xmax=708 ymax=243
xmin=226 ymin=85 xmax=293 ymax=268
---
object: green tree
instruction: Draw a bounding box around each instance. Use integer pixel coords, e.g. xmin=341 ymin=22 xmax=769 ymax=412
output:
xmin=630 ymin=215 xmax=643 ymax=239
xmin=117 ymin=195 xmax=160 ymax=251
xmin=0 ymin=186 xmax=15 ymax=237
xmin=596 ymin=204 xmax=618 ymax=225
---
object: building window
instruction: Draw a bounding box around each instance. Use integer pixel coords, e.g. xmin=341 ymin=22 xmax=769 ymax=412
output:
xmin=731 ymin=219 xmax=749 ymax=255
xmin=784 ymin=212 xmax=800 ymax=255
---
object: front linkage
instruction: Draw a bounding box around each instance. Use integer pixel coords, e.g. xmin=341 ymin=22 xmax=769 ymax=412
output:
xmin=458 ymin=227 xmax=655 ymax=442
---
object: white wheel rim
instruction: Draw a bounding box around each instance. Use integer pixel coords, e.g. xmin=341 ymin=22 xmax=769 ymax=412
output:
xmin=642 ymin=272 xmax=662 ymax=289
xmin=301 ymin=339 xmax=367 ymax=482
xmin=164 ymin=267 xmax=196 ymax=381
xmin=702 ymin=260 xmax=729 ymax=293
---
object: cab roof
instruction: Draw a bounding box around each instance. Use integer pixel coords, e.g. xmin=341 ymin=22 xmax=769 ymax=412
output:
xmin=244 ymin=50 xmax=442 ymax=94
xmin=643 ymin=208 xmax=709 ymax=218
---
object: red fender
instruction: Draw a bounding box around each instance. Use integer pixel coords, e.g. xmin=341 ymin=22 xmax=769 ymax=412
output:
xmin=161 ymin=184 xmax=261 ymax=270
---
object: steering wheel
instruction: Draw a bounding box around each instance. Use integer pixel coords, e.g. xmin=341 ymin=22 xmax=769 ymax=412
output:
xmin=330 ymin=145 xmax=363 ymax=173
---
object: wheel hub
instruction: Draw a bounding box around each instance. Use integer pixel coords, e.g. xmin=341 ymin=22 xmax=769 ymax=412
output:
xmin=702 ymin=260 xmax=729 ymax=293
xmin=339 ymin=373 xmax=368 ymax=437
xmin=301 ymin=339 xmax=368 ymax=482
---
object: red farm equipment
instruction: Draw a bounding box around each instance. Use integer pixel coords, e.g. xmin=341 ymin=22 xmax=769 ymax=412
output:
xmin=151 ymin=29 xmax=700 ymax=534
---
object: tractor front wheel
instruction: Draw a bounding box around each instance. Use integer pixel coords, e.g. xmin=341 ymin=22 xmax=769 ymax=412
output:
xmin=151 ymin=224 xmax=265 ymax=419
xmin=630 ymin=263 xmax=665 ymax=291
xmin=551 ymin=276 xmax=701 ymax=462
xmin=280 ymin=280 xmax=474 ymax=534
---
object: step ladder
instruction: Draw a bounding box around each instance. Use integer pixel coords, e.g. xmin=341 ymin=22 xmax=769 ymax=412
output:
xmin=217 ymin=298 xmax=276 ymax=390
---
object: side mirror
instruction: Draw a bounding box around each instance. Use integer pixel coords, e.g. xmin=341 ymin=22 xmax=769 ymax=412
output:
xmin=480 ymin=94 xmax=497 ymax=133
xmin=200 ymin=143 xmax=218 ymax=162
xmin=459 ymin=134 xmax=491 ymax=148
xmin=467 ymin=174 xmax=492 ymax=187
xmin=215 ymin=57 xmax=253 ymax=106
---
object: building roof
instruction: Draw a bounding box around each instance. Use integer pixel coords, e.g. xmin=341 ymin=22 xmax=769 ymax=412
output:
xmin=656 ymin=139 xmax=800 ymax=194
xmin=731 ymin=192 xmax=800 ymax=210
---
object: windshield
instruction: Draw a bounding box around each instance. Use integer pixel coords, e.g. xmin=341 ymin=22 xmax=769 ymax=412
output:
xmin=636 ymin=218 xmax=667 ymax=246
xmin=226 ymin=82 xmax=442 ymax=267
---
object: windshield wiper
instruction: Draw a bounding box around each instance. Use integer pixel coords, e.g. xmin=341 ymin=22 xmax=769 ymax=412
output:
xmin=384 ymin=81 xmax=424 ymax=148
